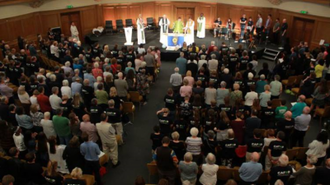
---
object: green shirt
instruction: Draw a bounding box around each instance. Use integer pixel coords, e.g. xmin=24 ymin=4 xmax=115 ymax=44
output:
xmin=52 ymin=115 xmax=70 ymax=137
xmin=275 ymin=106 xmax=288 ymax=119
xmin=173 ymin=20 xmax=184 ymax=34
xmin=95 ymin=90 xmax=109 ymax=105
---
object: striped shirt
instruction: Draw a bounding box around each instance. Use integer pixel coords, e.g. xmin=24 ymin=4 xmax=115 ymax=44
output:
xmin=185 ymin=137 xmax=203 ymax=155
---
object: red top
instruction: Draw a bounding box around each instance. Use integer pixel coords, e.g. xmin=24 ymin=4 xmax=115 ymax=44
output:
xmin=92 ymin=68 xmax=103 ymax=79
xmin=37 ymin=94 xmax=52 ymax=112
xmin=207 ymin=45 xmax=215 ymax=54
xmin=230 ymin=120 xmax=245 ymax=145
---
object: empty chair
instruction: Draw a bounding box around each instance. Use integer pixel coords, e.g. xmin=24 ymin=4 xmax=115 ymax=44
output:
xmin=147 ymin=17 xmax=155 ymax=30
xmin=125 ymin=19 xmax=133 ymax=27
xmin=105 ymin=20 xmax=113 ymax=34
xmin=116 ymin=19 xmax=124 ymax=32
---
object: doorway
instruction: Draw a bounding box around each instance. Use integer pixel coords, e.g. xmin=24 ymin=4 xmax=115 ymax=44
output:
xmin=176 ymin=8 xmax=195 ymax=26
xmin=60 ymin=12 xmax=82 ymax=40
xmin=292 ymin=17 xmax=314 ymax=46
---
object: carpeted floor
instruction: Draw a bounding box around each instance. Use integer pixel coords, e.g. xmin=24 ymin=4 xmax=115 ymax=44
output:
xmin=101 ymin=60 xmax=321 ymax=184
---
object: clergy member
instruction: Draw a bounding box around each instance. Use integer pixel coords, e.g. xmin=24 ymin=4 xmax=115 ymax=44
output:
xmin=70 ymin=22 xmax=79 ymax=41
xmin=184 ymin=17 xmax=195 ymax=45
xmin=159 ymin=14 xmax=170 ymax=44
xmin=137 ymin=14 xmax=146 ymax=45
xmin=197 ymin=13 xmax=206 ymax=38
xmin=172 ymin=17 xmax=184 ymax=34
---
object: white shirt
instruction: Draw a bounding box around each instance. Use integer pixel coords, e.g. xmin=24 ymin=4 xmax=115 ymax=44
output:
xmin=40 ymin=119 xmax=56 ymax=139
xmin=30 ymin=96 xmax=40 ymax=110
xmin=199 ymin=164 xmax=219 ymax=185
xmin=198 ymin=60 xmax=207 ymax=70
xmin=49 ymin=94 xmax=62 ymax=110
xmin=13 ymin=133 xmax=26 ymax=151
xmin=18 ymin=92 xmax=30 ymax=104
xmin=50 ymin=45 xmax=59 ymax=58
xmin=61 ymin=86 xmax=72 ymax=98
xmin=70 ymin=25 xmax=79 ymax=36
xmin=245 ymin=91 xmax=258 ymax=106
xmin=208 ymin=59 xmax=218 ymax=71
xmin=135 ymin=59 xmax=143 ymax=71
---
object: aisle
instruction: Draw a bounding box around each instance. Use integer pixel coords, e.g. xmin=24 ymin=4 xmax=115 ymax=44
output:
xmin=102 ymin=62 xmax=175 ymax=184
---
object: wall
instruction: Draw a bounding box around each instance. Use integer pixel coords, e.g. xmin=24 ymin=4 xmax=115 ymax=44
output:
xmin=0 ymin=1 xmax=329 ymax=49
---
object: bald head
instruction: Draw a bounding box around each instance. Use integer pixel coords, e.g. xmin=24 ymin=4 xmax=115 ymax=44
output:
xmin=303 ymin=106 xmax=311 ymax=114
xmin=174 ymin=67 xmax=179 ymax=72
xmin=251 ymin=152 xmax=260 ymax=162
xmin=82 ymin=114 xmax=90 ymax=122
xmin=284 ymin=111 xmax=292 ymax=119
xmin=299 ymin=95 xmax=306 ymax=102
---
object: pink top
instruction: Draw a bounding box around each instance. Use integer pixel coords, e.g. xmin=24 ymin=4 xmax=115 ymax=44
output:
xmin=180 ymin=85 xmax=192 ymax=98
xmin=184 ymin=76 xmax=195 ymax=87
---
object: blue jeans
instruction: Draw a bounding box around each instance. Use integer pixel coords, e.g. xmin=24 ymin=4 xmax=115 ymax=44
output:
xmin=240 ymin=24 xmax=245 ymax=38
xmin=58 ymin=135 xmax=72 ymax=145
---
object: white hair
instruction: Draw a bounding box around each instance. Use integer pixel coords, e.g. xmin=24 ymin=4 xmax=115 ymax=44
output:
xmin=44 ymin=112 xmax=50 ymax=118
xmin=94 ymin=62 xmax=99 ymax=68
xmin=307 ymin=155 xmax=318 ymax=164
xmin=50 ymin=74 xmax=56 ymax=81
xmin=184 ymin=152 xmax=193 ymax=162
xmin=190 ymin=127 xmax=199 ymax=137
xmin=104 ymin=58 xmax=110 ymax=63
xmin=97 ymin=76 xmax=102 ymax=82
xmin=260 ymin=74 xmax=265 ymax=80
xmin=220 ymin=81 xmax=227 ymax=88
xmin=248 ymin=72 xmax=254 ymax=79
xmin=62 ymin=80 xmax=69 ymax=86
xmin=65 ymin=61 xmax=71 ymax=67
xmin=141 ymin=61 xmax=147 ymax=67
xmin=206 ymin=153 xmax=216 ymax=164
xmin=278 ymin=154 xmax=289 ymax=166
xmin=211 ymin=41 xmax=215 ymax=45
xmin=201 ymin=55 xmax=206 ymax=60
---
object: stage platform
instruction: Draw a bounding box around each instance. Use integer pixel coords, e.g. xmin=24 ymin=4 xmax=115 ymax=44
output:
xmin=86 ymin=29 xmax=282 ymax=61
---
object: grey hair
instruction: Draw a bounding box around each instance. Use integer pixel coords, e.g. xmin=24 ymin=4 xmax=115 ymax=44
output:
xmin=50 ymin=74 xmax=56 ymax=82
xmin=44 ymin=112 xmax=50 ymax=118
xmin=65 ymin=61 xmax=71 ymax=67
xmin=260 ymin=74 xmax=265 ymax=80
xmin=180 ymin=52 xmax=184 ymax=57
xmin=211 ymin=41 xmax=215 ymax=45
xmin=201 ymin=55 xmax=206 ymax=60
xmin=274 ymin=180 xmax=284 ymax=185
xmin=108 ymin=99 xmax=115 ymax=107
xmin=127 ymin=62 xmax=132 ymax=67
xmin=307 ymin=155 xmax=318 ymax=165
xmin=52 ymin=86 xmax=58 ymax=94
xmin=184 ymin=152 xmax=193 ymax=162
xmin=74 ymin=69 xmax=80 ymax=73
xmin=211 ymin=54 xmax=216 ymax=59
xmin=278 ymin=154 xmax=289 ymax=166
xmin=220 ymin=81 xmax=227 ymax=88
xmin=205 ymin=153 xmax=216 ymax=164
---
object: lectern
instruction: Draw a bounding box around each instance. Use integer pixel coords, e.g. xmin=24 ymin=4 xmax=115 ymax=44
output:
xmin=124 ymin=27 xmax=133 ymax=45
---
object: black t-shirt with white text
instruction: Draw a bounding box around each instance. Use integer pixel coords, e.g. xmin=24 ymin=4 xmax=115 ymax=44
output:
xmin=247 ymin=138 xmax=264 ymax=153
xmin=269 ymin=140 xmax=287 ymax=157
xmin=270 ymin=166 xmax=293 ymax=185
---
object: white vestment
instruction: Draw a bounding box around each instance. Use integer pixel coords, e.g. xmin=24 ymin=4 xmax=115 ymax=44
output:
xmin=70 ymin=25 xmax=79 ymax=41
xmin=184 ymin=20 xmax=195 ymax=45
xmin=159 ymin=18 xmax=170 ymax=44
xmin=197 ymin=16 xmax=206 ymax=38
xmin=137 ymin=18 xmax=146 ymax=45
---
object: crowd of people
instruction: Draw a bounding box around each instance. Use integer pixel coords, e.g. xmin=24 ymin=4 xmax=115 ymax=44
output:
xmin=147 ymin=40 xmax=330 ymax=185
xmin=0 ymin=33 xmax=162 ymax=185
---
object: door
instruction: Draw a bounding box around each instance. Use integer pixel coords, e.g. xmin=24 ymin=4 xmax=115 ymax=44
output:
xmin=176 ymin=8 xmax=195 ymax=27
xmin=60 ymin=12 xmax=82 ymax=40
xmin=292 ymin=18 xmax=314 ymax=46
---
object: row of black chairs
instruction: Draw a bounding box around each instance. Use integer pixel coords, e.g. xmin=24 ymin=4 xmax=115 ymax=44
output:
xmin=105 ymin=17 xmax=156 ymax=34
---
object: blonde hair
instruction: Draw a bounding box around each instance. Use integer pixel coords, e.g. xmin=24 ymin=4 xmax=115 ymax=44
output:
xmin=186 ymin=70 xmax=192 ymax=77
xmin=30 ymin=104 xmax=39 ymax=113
xmin=71 ymin=167 xmax=83 ymax=179
xmin=171 ymin=131 xmax=180 ymax=140
xmin=18 ymin=86 xmax=26 ymax=95
xmin=110 ymin=87 xmax=117 ymax=97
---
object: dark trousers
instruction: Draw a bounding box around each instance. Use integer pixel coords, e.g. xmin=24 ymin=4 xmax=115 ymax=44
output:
xmin=281 ymin=33 xmax=286 ymax=46
xmin=240 ymin=180 xmax=257 ymax=185
xmin=85 ymin=160 xmax=101 ymax=184
xmin=291 ymin=129 xmax=306 ymax=147
xmin=271 ymin=95 xmax=280 ymax=100
xmin=273 ymin=32 xmax=279 ymax=45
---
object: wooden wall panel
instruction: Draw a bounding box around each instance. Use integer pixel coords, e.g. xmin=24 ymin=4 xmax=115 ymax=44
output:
xmin=229 ymin=8 xmax=241 ymax=28
xmin=129 ymin=5 xmax=141 ymax=24
xmin=21 ymin=15 xmax=37 ymax=36
xmin=196 ymin=4 xmax=216 ymax=29
xmin=141 ymin=2 xmax=155 ymax=21
xmin=103 ymin=6 xmax=116 ymax=26
xmin=81 ymin=8 xmax=98 ymax=35
xmin=115 ymin=6 xmax=129 ymax=23
xmin=7 ymin=20 xmax=23 ymax=41
xmin=217 ymin=4 xmax=229 ymax=25
xmin=312 ymin=21 xmax=330 ymax=43
xmin=40 ymin=13 xmax=60 ymax=34
xmin=0 ymin=22 xmax=9 ymax=41
xmin=156 ymin=3 xmax=173 ymax=24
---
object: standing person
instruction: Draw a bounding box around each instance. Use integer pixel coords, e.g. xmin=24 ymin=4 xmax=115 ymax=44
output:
xmin=268 ymin=154 xmax=293 ymax=185
xmin=106 ymin=100 xmax=124 ymax=145
xmin=199 ymin=153 xmax=218 ymax=185
xmin=314 ymin=158 xmax=330 ymax=185
xmin=264 ymin=14 xmax=273 ymax=37
xmin=80 ymin=132 xmax=101 ymax=185
xmin=256 ymin=14 xmax=263 ymax=36
xmin=306 ymin=131 xmax=329 ymax=166
xmin=240 ymin=14 xmax=247 ymax=39
xmin=153 ymin=137 xmax=178 ymax=185
xmin=281 ymin=19 xmax=288 ymax=47
xmin=292 ymin=107 xmax=311 ymax=147
xmin=272 ymin=18 xmax=280 ymax=45
xmin=292 ymin=155 xmax=317 ymax=185
xmin=114 ymin=72 xmax=128 ymax=100
xmin=178 ymin=152 xmax=198 ymax=185
xmin=159 ymin=14 xmax=170 ymax=44
xmin=137 ymin=14 xmax=146 ymax=45
xmin=52 ymin=108 xmax=71 ymax=145
xmin=266 ymin=131 xmax=287 ymax=171
xmin=80 ymin=114 xmax=98 ymax=143
xmin=245 ymin=109 xmax=261 ymax=142
xmin=197 ymin=13 xmax=206 ymax=38
xmin=96 ymin=113 xmax=120 ymax=167
xmin=170 ymin=68 xmax=182 ymax=94
xmin=176 ymin=52 xmax=187 ymax=75
xmin=239 ymin=152 xmax=263 ymax=184
xmin=70 ymin=22 xmax=79 ymax=41
xmin=291 ymin=95 xmax=306 ymax=119
xmin=144 ymin=48 xmax=156 ymax=79
xmin=184 ymin=17 xmax=195 ymax=45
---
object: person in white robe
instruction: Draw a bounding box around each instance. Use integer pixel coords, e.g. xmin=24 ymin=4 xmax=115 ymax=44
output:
xmin=184 ymin=17 xmax=195 ymax=46
xmin=159 ymin=14 xmax=170 ymax=45
xmin=137 ymin=14 xmax=146 ymax=45
xmin=70 ymin=22 xmax=79 ymax=41
xmin=197 ymin=13 xmax=206 ymax=38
